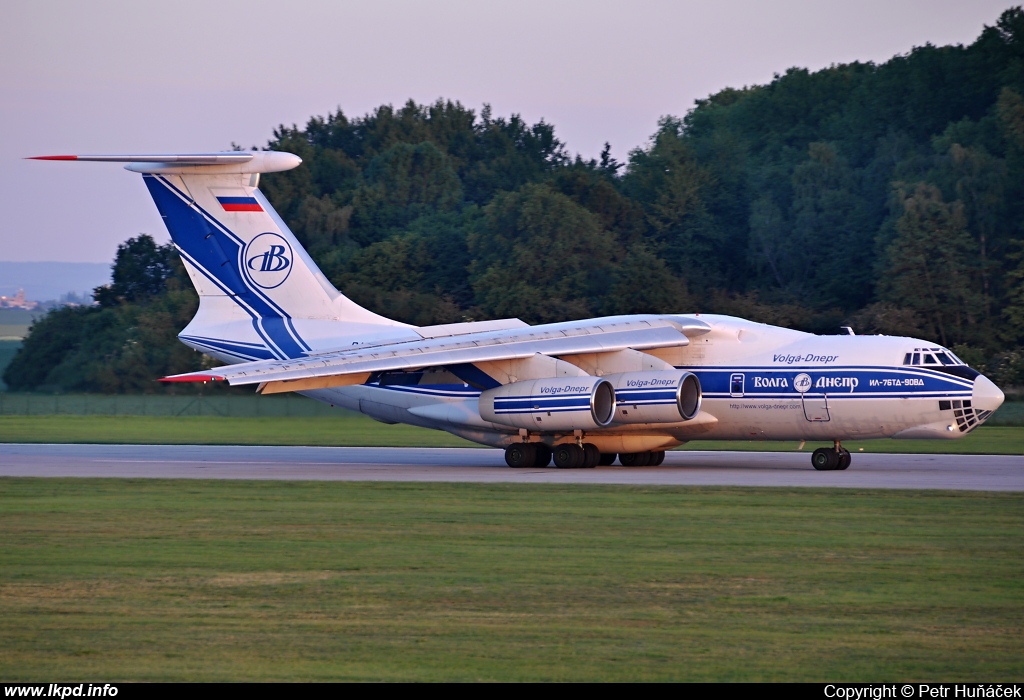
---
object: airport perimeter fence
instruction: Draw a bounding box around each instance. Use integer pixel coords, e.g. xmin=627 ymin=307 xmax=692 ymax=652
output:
xmin=0 ymin=392 xmax=352 ymax=417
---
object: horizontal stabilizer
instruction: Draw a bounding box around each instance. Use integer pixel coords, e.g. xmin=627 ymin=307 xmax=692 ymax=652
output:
xmin=27 ymin=151 xmax=301 ymax=174
xmin=29 ymin=153 xmax=253 ymax=164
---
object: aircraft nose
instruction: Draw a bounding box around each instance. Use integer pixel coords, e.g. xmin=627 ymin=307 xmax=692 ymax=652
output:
xmin=972 ymin=374 xmax=1005 ymax=412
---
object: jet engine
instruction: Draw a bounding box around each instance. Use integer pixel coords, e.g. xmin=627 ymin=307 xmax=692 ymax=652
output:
xmin=605 ymin=370 xmax=702 ymax=424
xmin=478 ymin=376 xmax=616 ymax=431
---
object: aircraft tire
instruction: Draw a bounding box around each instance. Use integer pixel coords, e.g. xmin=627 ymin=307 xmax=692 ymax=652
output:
xmin=811 ymin=447 xmax=838 ymax=471
xmin=650 ymin=451 xmax=666 ymax=466
xmin=620 ymin=452 xmax=652 ymax=467
xmin=554 ymin=444 xmax=584 ymax=469
xmin=505 ymin=444 xmax=536 ymax=468
xmin=836 ymin=448 xmax=852 ymax=471
xmin=582 ymin=443 xmax=600 ymax=468
xmin=533 ymin=444 xmax=553 ymax=468
xmin=598 ymin=452 xmax=617 ymax=466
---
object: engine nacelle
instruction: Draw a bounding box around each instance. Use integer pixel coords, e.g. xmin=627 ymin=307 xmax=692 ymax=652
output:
xmin=606 ymin=370 xmax=702 ymax=424
xmin=479 ymin=376 xmax=616 ymax=431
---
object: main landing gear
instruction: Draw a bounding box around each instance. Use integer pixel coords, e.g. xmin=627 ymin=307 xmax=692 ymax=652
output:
xmin=504 ymin=444 xmax=667 ymax=469
xmin=811 ymin=441 xmax=851 ymax=471
xmin=505 ymin=442 xmax=600 ymax=469
xmin=618 ymin=451 xmax=666 ymax=466
xmin=504 ymin=443 xmax=553 ymax=468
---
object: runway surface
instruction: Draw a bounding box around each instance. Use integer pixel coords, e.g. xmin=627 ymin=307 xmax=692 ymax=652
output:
xmin=0 ymin=444 xmax=1021 ymax=490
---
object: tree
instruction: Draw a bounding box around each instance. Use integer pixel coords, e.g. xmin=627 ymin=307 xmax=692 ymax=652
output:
xmin=785 ymin=142 xmax=877 ymax=308
xmin=606 ymin=244 xmax=691 ymax=315
xmin=880 ymin=184 xmax=984 ymax=346
xmin=93 ymin=234 xmax=177 ymax=307
xmin=468 ymin=184 xmax=617 ymax=323
xmin=623 ymin=119 xmax=721 ymax=287
xmin=1003 ymin=239 xmax=1024 ymax=345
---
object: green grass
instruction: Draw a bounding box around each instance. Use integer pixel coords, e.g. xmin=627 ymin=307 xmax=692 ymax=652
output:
xmin=0 ymin=308 xmax=41 ymax=341
xmin=0 ymin=392 xmax=342 ymax=417
xmin=988 ymin=400 xmax=1024 ymax=426
xmin=0 ymin=479 xmax=1020 ymax=681
xmin=0 ymin=325 xmax=29 ymax=340
xmin=0 ymin=308 xmax=43 ymax=324
xmin=681 ymin=427 xmax=1023 ymax=454
xmin=0 ymin=414 xmax=476 ymax=447
xmin=0 ymin=414 xmax=1020 ymax=454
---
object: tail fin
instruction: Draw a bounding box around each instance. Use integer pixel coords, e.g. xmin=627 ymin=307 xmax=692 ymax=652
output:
xmin=32 ymin=152 xmax=411 ymax=362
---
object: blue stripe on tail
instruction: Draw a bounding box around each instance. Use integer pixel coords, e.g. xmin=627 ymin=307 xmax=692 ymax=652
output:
xmin=143 ymin=175 xmax=308 ymax=359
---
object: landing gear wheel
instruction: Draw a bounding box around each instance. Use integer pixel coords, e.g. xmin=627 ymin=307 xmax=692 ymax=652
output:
xmin=554 ymin=444 xmax=584 ymax=469
xmin=505 ymin=444 xmax=536 ymax=468
xmin=836 ymin=448 xmax=851 ymax=471
xmin=533 ymin=444 xmax=552 ymax=468
xmin=620 ymin=452 xmax=653 ymax=467
xmin=811 ymin=447 xmax=839 ymax=471
xmin=650 ymin=451 xmax=666 ymax=466
xmin=598 ymin=453 xmax=617 ymax=466
xmin=582 ymin=443 xmax=600 ymax=468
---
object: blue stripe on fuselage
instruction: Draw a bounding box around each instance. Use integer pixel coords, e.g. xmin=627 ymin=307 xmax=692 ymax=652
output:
xmin=688 ymin=366 xmax=973 ymax=399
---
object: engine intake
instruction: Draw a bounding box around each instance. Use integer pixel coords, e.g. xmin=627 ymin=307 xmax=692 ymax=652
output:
xmin=479 ymin=376 xmax=616 ymax=431
xmin=606 ymin=370 xmax=702 ymax=424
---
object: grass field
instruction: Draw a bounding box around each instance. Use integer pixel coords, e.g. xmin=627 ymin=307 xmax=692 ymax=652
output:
xmin=0 ymin=308 xmax=39 ymax=342
xmin=0 ymin=479 xmax=1020 ymax=681
xmin=0 ymin=414 xmax=1021 ymax=454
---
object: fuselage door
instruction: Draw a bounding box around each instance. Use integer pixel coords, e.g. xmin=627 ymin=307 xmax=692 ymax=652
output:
xmin=802 ymin=394 xmax=830 ymax=422
xmin=730 ymin=373 xmax=744 ymax=398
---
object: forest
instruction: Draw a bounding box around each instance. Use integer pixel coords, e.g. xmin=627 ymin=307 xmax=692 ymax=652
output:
xmin=6 ymin=6 xmax=1024 ymax=392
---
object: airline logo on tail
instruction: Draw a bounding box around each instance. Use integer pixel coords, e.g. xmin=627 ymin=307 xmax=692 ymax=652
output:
xmin=244 ymin=233 xmax=292 ymax=289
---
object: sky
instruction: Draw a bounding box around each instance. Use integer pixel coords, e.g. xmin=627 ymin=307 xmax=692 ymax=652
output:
xmin=0 ymin=0 xmax=1015 ymax=264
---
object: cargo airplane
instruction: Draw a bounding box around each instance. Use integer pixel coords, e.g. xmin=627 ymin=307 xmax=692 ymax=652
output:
xmin=32 ymin=151 xmax=1005 ymax=470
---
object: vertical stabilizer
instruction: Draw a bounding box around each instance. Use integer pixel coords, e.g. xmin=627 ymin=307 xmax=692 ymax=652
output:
xmin=30 ymin=152 xmax=416 ymax=363
xmin=133 ymin=154 xmax=412 ymax=361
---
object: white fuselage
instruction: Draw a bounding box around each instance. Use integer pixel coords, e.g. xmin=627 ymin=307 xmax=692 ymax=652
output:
xmin=222 ymin=314 xmax=1001 ymax=452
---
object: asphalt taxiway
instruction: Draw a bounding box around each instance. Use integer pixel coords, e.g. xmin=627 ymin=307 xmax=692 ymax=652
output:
xmin=0 ymin=444 xmax=1021 ymax=490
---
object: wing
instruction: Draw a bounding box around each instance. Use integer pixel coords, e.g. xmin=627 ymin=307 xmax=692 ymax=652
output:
xmin=163 ymin=315 xmax=711 ymax=393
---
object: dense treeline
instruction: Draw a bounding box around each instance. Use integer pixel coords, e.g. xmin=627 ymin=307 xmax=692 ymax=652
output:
xmin=7 ymin=7 xmax=1024 ymax=392
xmin=3 ymin=236 xmax=215 ymax=393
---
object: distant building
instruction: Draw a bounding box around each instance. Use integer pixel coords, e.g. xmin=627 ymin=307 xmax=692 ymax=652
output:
xmin=0 ymin=289 xmax=40 ymax=310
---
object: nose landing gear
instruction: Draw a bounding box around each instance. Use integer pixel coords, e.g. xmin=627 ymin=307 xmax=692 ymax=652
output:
xmin=811 ymin=441 xmax=852 ymax=471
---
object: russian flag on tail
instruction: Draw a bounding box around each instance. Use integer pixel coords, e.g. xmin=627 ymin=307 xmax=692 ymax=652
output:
xmin=217 ymin=196 xmax=263 ymax=212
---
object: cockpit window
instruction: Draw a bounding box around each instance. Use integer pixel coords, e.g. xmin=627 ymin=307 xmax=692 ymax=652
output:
xmin=902 ymin=348 xmax=966 ymax=367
